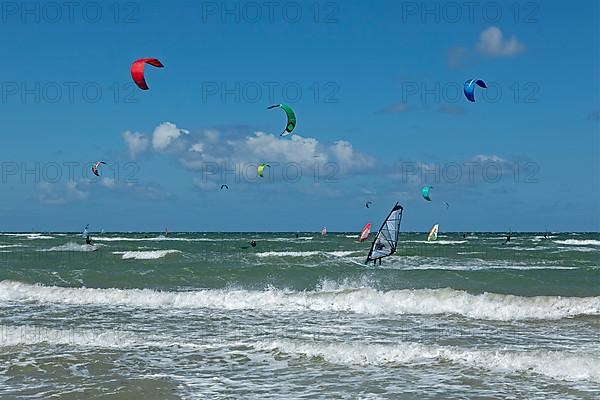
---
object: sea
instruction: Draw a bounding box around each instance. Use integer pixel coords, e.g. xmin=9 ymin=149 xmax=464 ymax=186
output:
xmin=0 ymin=232 xmax=598 ymax=399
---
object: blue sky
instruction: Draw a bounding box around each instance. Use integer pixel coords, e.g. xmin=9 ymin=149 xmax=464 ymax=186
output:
xmin=0 ymin=0 xmax=598 ymax=232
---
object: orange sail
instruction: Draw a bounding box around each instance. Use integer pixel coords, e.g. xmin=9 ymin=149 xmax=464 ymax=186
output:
xmin=358 ymin=223 xmax=372 ymax=242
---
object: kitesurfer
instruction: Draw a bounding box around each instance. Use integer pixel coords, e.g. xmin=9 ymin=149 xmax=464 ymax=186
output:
xmin=85 ymin=234 xmax=92 ymax=245
xmin=250 ymin=240 xmax=257 ymax=247
xmin=504 ymin=232 xmax=511 ymax=244
xmin=373 ymin=240 xmax=385 ymax=265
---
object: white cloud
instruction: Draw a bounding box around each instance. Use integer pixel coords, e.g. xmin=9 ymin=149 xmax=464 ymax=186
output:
xmin=472 ymin=154 xmax=507 ymax=163
xmin=476 ymin=27 xmax=525 ymax=57
xmin=122 ymin=131 xmax=149 ymax=159
xmin=152 ymin=122 xmax=189 ymax=151
xmin=100 ymin=178 xmax=115 ymax=188
xmin=36 ymin=181 xmax=88 ymax=205
xmin=122 ymin=123 xmax=376 ymax=191
xmin=330 ymin=140 xmax=375 ymax=171
xmin=242 ymin=132 xmax=321 ymax=164
xmin=189 ymin=143 xmax=204 ymax=153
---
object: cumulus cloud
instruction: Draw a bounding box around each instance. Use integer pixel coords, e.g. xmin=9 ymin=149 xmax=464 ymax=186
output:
xmin=387 ymin=154 xmax=530 ymax=195
xmin=36 ymin=181 xmax=88 ymax=205
xmin=152 ymin=122 xmax=189 ymax=151
xmin=476 ymin=27 xmax=525 ymax=57
xmin=330 ymin=140 xmax=375 ymax=171
xmin=122 ymin=122 xmax=375 ymax=191
xmin=122 ymin=131 xmax=149 ymax=159
xmin=95 ymin=178 xmax=173 ymax=200
xmin=449 ymin=27 xmax=525 ymax=66
xmin=189 ymin=143 xmax=204 ymax=153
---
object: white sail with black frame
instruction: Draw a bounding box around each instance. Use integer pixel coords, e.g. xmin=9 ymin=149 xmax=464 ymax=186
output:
xmin=365 ymin=202 xmax=403 ymax=264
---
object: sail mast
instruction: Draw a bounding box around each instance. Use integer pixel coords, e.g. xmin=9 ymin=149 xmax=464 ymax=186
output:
xmin=365 ymin=202 xmax=403 ymax=263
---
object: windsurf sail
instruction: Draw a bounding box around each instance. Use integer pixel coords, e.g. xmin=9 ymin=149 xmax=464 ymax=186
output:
xmin=358 ymin=223 xmax=372 ymax=242
xmin=81 ymin=224 xmax=89 ymax=238
xmin=427 ymin=224 xmax=439 ymax=242
xmin=321 ymin=226 xmax=327 ymax=236
xmin=365 ymin=202 xmax=403 ymax=263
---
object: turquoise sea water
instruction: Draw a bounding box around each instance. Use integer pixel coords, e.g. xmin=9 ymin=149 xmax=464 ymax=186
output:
xmin=0 ymin=232 xmax=599 ymax=399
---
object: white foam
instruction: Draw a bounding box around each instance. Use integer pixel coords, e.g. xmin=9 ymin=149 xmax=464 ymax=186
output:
xmin=553 ymin=240 xmax=600 ymax=246
xmin=259 ymin=340 xmax=600 ymax=382
xmin=427 ymin=240 xmax=467 ymax=245
xmin=0 ymin=325 xmax=139 ymax=348
xmin=40 ymin=243 xmax=97 ymax=252
xmin=404 ymin=240 xmax=467 ymax=245
xmin=113 ymin=250 xmax=181 ymax=260
xmin=2 ymin=233 xmax=54 ymax=240
xmin=255 ymin=250 xmax=359 ymax=258
xmin=326 ymin=251 xmax=361 ymax=257
xmin=255 ymin=251 xmax=320 ymax=258
xmin=94 ymin=236 xmax=214 ymax=242
xmin=263 ymin=237 xmax=315 ymax=242
xmin=0 ymin=325 xmax=217 ymax=352
xmin=381 ymin=256 xmax=568 ymax=271
xmin=1 ymin=281 xmax=598 ymax=321
xmin=555 ymin=247 xmax=598 ymax=253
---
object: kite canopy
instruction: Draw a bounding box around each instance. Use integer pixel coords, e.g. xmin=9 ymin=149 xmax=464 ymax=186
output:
xmin=443 ymin=201 xmax=450 ymax=209
xmin=421 ymin=186 xmax=433 ymax=201
xmin=258 ymin=163 xmax=270 ymax=178
xmin=92 ymin=161 xmax=106 ymax=177
xmin=131 ymin=58 xmax=164 ymax=90
xmin=365 ymin=201 xmax=373 ymax=208
xmin=267 ymin=104 xmax=296 ymax=136
xmin=220 ymin=184 xmax=229 ymax=190
xmin=463 ymin=79 xmax=487 ymax=102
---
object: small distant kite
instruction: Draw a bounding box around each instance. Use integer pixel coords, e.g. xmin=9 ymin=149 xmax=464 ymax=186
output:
xmin=220 ymin=184 xmax=229 ymax=190
xmin=443 ymin=201 xmax=450 ymax=209
xmin=464 ymin=79 xmax=487 ymax=102
xmin=131 ymin=58 xmax=164 ymax=90
xmin=421 ymin=186 xmax=433 ymax=201
xmin=365 ymin=201 xmax=373 ymax=208
xmin=267 ymin=104 xmax=296 ymax=136
xmin=258 ymin=163 xmax=271 ymax=178
xmin=92 ymin=161 xmax=106 ymax=177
